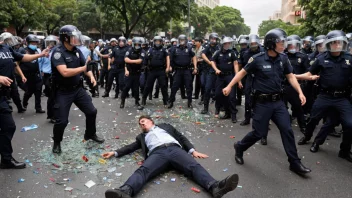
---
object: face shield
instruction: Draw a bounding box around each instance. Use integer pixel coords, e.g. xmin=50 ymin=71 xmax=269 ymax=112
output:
xmin=210 ymin=37 xmax=218 ymax=45
xmin=287 ymin=40 xmax=301 ymax=54
xmin=249 ymin=37 xmax=259 ymax=51
xmin=69 ymin=30 xmax=82 ymax=46
xmin=303 ymin=40 xmax=312 ymax=49
xmin=0 ymin=33 xmax=17 ymax=47
xmin=314 ymin=39 xmax=325 ymax=53
xmin=45 ymin=40 xmax=57 ymax=48
xmin=274 ymin=37 xmax=287 ymax=53
xmin=179 ymin=39 xmax=186 ymax=45
xmin=324 ymin=36 xmax=348 ymax=52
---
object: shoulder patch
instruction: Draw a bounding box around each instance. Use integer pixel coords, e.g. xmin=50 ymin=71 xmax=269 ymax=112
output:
xmin=54 ymin=52 xmax=61 ymax=60
xmin=141 ymin=53 xmax=145 ymax=57
xmin=310 ymin=60 xmax=315 ymax=66
xmin=126 ymin=51 xmax=130 ymax=56
xmin=248 ymin=57 xmax=254 ymax=63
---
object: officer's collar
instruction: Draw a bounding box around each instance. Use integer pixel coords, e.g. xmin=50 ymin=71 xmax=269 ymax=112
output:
xmin=264 ymin=51 xmax=280 ymax=61
xmin=62 ymin=44 xmax=77 ymax=52
xmin=325 ymin=51 xmax=344 ymax=61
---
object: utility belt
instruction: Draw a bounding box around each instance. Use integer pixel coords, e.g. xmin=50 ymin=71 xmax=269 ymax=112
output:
xmin=174 ymin=65 xmax=193 ymax=70
xmin=254 ymin=92 xmax=283 ymax=103
xmin=320 ymin=88 xmax=350 ymax=98
xmin=25 ymin=71 xmax=40 ymax=77
xmin=149 ymin=65 xmax=166 ymax=71
xmin=218 ymin=71 xmax=234 ymax=76
xmin=56 ymin=78 xmax=83 ymax=92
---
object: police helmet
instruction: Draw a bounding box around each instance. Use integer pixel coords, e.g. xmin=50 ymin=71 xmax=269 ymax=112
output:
xmin=26 ymin=34 xmax=40 ymax=44
xmin=118 ymin=36 xmax=127 ymax=44
xmin=45 ymin=35 xmax=58 ymax=48
xmin=287 ymin=35 xmax=302 ymax=53
xmin=0 ymin=32 xmax=18 ymax=46
xmin=209 ymin=33 xmax=219 ymax=44
xmin=302 ymin=36 xmax=314 ymax=48
xmin=110 ymin=38 xmax=117 ymax=43
xmin=59 ymin=25 xmax=82 ymax=46
xmin=248 ymin=34 xmax=260 ymax=50
xmin=153 ymin=36 xmax=163 ymax=48
xmin=80 ymin=35 xmax=91 ymax=47
xmin=324 ymin=30 xmax=348 ymax=52
xmin=221 ymin=37 xmax=234 ymax=50
xmin=264 ymin=28 xmax=287 ymax=52
xmin=132 ymin=37 xmax=143 ymax=51
xmin=178 ymin=34 xmax=187 ymax=45
xmin=170 ymin=38 xmax=178 ymax=46
xmin=238 ymin=35 xmax=249 ymax=46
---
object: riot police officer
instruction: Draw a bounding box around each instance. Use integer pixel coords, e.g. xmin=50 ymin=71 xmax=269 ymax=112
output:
xmin=211 ymin=37 xmax=239 ymax=123
xmin=236 ymin=35 xmax=249 ymax=106
xmin=239 ymin=34 xmax=264 ymax=126
xmin=120 ymin=37 xmax=145 ymax=109
xmin=168 ymin=34 xmax=197 ymax=109
xmin=301 ymin=36 xmax=314 ymax=55
xmin=284 ymin=35 xmax=309 ymax=134
xmin=0 ymin=32 xmax=49 ymax=168
xmin=296 ymin=30 xmax=352 ymax=162
xmin=51 ymin=25 xmax=104 ymax=154
xmin=201 ymin=33 xmax=220 ymax=114
xmin=20 ymin=34 xmax=45 ymax=113
xmin=87 ymin=40 xmax=100 ymax=97
xmin=100 ymin=38 xmax=115 ymax=88
xmin=193 ymin=37 xmax=205 ymax=101
xmin=223 ymin=28 xmax=311 ymax=175
xmin=141 ymin=36 xmax=170 ymax=108
xmin=102 ymin=36 xmax=128 ymax=98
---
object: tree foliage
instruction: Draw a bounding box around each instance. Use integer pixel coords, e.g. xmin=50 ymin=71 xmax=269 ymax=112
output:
xmin=258 ymin=19 xmax=303 ymax=37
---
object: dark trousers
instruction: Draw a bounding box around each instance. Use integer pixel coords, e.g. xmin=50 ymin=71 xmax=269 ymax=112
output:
xmin=124 ymin=146 xmax=216 ymax=196
xmin=169 ymin=70 xmax=193 ymax=103
xmin=237 ymin=100 xmax=300 ymax=163
xmin=0 ymin=97 xmax=16 ymax=161
xmin=155 ymin=74 xmax=173 ymax=97
xmin=15 ymin=74 xmax=26 ymax=91
xmin=23 ymin=74 xmax=43 ymax=110
xmin=143 ymin=70 xmax=168 ymax=103
xmin=121 ymin=74 xmax=140 ymax=102
xmin=284 ymin=85 xmax=306 ymax=130
xmin=303 ymin=81 xmax=315 ymax=114
xmin=100 ymin=68 xmax=109 ymax=87
xmin=9 ymin=80 xmax=23 ymax=111
xmin=243 ymin=76 xmax=252 ymax=120
xmin=194 ymin=64 xmax=205 ymax=99
xmin=314 ymin=110 xmax=340 ymax=145
xmin=204 ymin=72 xmax=217 ymax=106
xmin=215 ymin=74 xmax=237 ymax=116
xmin=43 ymin=74 xmax=54 ymax=119
xmin=105 ymin=68 xmax=125 ymax=97
xmin=53 ymin=87 xmax=97 ymax=142
xmin=305 ymin=94 xmax=352 ymax=153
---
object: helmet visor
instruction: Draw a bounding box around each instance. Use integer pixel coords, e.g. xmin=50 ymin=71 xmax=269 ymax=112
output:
xmin=1 ymin=36 xmax=17 ymax=47
xmin=324 ymin=36 xmax=348 ymax=52
xmin=69 ymin=31 xmax=82 ymax=46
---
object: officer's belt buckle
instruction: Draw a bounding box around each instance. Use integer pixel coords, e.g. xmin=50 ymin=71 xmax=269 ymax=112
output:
xmin=272 ymin=94 xmax=280 ymax=102
xmin=333 ymin=91 xmax=344 ymax=97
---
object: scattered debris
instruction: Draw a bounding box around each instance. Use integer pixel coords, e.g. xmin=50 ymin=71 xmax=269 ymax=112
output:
xmin=21 ymin=124 xmax=38 ymax=132
xmin=85 ymin=180 xmax=96 ymax=188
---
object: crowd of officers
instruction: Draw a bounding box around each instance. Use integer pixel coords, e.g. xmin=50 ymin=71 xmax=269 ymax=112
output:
xmin=0 ymin=24 xmax=352 ymax=176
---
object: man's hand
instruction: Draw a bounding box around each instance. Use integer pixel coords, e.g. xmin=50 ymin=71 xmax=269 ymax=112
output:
xmin=310 ymin=75 xmax=319 ymax=81
xmin=215 ymin=69 xmax=221 ymax=75
xmin=125 ymin=70 xmax=129 ymax=77
xmin=41 ymin=48 xmax=50 ymax=57
xmin=108 ymin=65 xmax=111 ymax=71
xmin=102 ymin=152 xmax=115 ymax=159
xmin=22 ymin=77 xmax=27 ymax=83
xmin=192 ymin=151 xmax=209 ymax=159
xmin=299 ymin=93 xmax=306 ymax=106
xmin=223 ymin=86 xmax=232 ymax=96
xmin=0 ymin=76 xmax=13 ymax=86
xmin=238 ymin=81 xmax=243 ymax=89
xmin=192 ymin=69 xmax=198 ymax=75
xmin=91 ymin=76 xmax=97 ymax=87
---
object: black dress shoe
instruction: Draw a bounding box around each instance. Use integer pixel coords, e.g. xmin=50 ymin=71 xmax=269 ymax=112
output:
xmin=240 ymin=119 xmax=250 ymax=126
xmin=137 ymin=105 xmax=144 ymax=110
xmin=220 ymin=113 xmax=231 ymax=119
xmin=153 ymin=95 xmax=159 ymax=99
xmin=85 ymin=135 xmax=105 ymax=144
xmin=289 ymin=162 xmax=311 ymax=175
xmin=338 ymin=151 xmax=352 ymax=163
xmin=298 ymin=136 xmax=309 ymax=145
xmin=167 ymin=102 xmax=173 ymax=109
xmin=310 ymin=142 xmax=319 ymax=153
xmin=120 ymin=100 xmax=125 ymax=109
xmin=261 ymin=137 xmax=267 ymax=145
xmin=18 ymin=108 xmax=26 ymax=113
xmin=231 ymin=116 xmax=237 ymax=123
xmin=52 ymin=142 xmax=62 ymax=154
xmin=192 ymin=96 xmax=199 ymax=99
xmin=49 ymin=119 xmax=57 ymax=124
xmin=0 ymin=158 xmax=26 ymax=169
xmin=181 ymin=95 xmax=186 ymax=99
xmin=36 ymin=109 xmax=46 ymax=113
xmin=105 ymin=185 xmax=133 ymax=198
xmin=187 ymin=102 xmax=193 ymax=108
xmin=114 ymin=95 xmax=119 ymax=99
xmin=141 ymin=99 xmax=146 ymax=106
xmin=23 ymin=105 xmax=27 ymax=110
xmin=201 ymin=108 xmax=208 ymax=114
xmin=102 ymin=93 xmax=109 ymax=98
xmin=233 ymin=143 xmax=244 ymax=165
xmin=211 ymin=174 xmax=239 ymax=198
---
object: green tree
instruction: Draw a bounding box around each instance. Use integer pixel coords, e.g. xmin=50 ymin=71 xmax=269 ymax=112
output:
xmin=211 ymin=6 xmax=250 ymax=37
xmin=190 ymin=4 xmax=212 ymax=38
xmin=258 ymin=19 xmax=303 ymax=37
xmin=299 ymin=0 xmax=352 ymax=35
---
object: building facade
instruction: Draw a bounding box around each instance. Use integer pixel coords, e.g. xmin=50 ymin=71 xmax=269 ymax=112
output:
xmin=280 ymin=0 xmax=302 ymax=25
xmin=194 ymin=0 xmax=220 ymax=9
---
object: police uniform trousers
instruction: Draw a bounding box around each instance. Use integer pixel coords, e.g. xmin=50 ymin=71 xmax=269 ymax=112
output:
xmin=303 ymin=81 xmax=316 ymax=115
xmin=53 ymin=87 xmax=97 ymax=142
xmin=236 ymin=99 xmax=301 ymax=163
xmin=10 ymin=79 xmax=23 ymax=111
xmin=105 ymin=67 xmax=125 ymax=97
xmin=142 ymin=69 xmax=168 ymax=104
xmin=43 ymin=73 xmax=54 ymax=119
xmin=203 ymin=72 xmax=217 ymax=106
xmin=169 ymin=69 xmax=193 ymax=103
xmin=121 ymin=73 xmax=141 ymax=102
xmin=194 ymin=62 xmax=205 ymax=99
xmin=313 ymin=110 xmax=340 ymax=145
xmin=215 ymin=73 xmax=237 ymax=116
xmin=23 ymin=73 xmax=43 ymax=110
xmin=243 ymin=76 xmax=252 ymax=121
xmin=154 ymin=74 xmax=173 ymax=98
xmin=0 ymin=96 xmax=16 ymax=161
xmin=15 ymin=74 xmax=26 ymax=92
xmin=304 ymin=94 xmax=352 ymax=153
xmin=283 ymin=84 xmax=306 ymax=130
xmin=124 ymin=145 xmax=216 ymax=196
xmin=100 ymin=59 xmax=110 ymax=87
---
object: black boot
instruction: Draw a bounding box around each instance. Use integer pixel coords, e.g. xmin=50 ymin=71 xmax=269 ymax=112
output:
xmin=167 ymin=101 xmax=173 ymax=109
xmin=84 ymin=134 xmax=105 ymax=144
xmin=289 ymin=162 xmax=311 ymax=175
xmin=310 ymin=142 xmax=319 ymax=153
xmin=211 ymin=174 xmax=239 ymax=198
xmin=338 ymin=150 xmax=352 ymax=163
xmin=231 ymin=115 xmax=237 ymax=123
xmin=137 ymin=102 xmax=144 ymax=110
xmin=220 ymin=113 xmax=231 ymax=119
xmin=120 ymin=99 xmax=125 ymax=109
xmin=0 ymin=157 xmax=26 ymax=169
xmin=36 ymin=109 xmax=46 ymax=113
xmin=260 ymin=137 xmax=267 ymax=145
xmin=298 ymin=136 xmax=310 ymax=145
xmin=187 ymin=101 xmax=193 ymax=108
xmin=141 ymin=98 xmax=146 ymax=106
xmin=105 ymin=185 xmax=133 ymax=198
xmin=201 ymin=104 xmax=208 ymax=114
xmin=52 ymin=142 xmax=62 ymax=154
xmin=234 ymin=143 xmax=244 ymax=165
xmin=240 ymin=119 xmax=250 ymax=126
xmin=102 ymin=93 xmax=109 ymax=98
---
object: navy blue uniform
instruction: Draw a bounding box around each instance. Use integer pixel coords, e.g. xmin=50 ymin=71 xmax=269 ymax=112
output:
xmin=121 ymin=48 xmax=145 ymax=103
xmin=240 ymin=47 xmax=264 ymax=121
xmin=169 ymin=46 xmax=195 ymax=103
xmin=302 ymin=52 xmax=352 ymax=154
xmin=20 ymin=47 xmax=43 ymax=111
xmin=51 ymin=44 xmax=98 ymax=143
xmin=236 ymin=51 xmax=301 ymax=164
xmin=142 ymin=47 xmax=169 ymax=104
xmin=99 ymin=45 xmax=112 ymax=87
xmin=212 ymin=49 xmax=238 ymax=118
xmin=202 ymin=44 xmax=220 ymax=109
xmin=0 ymin=44 xmax=23 ymax=161
xmin=105 ymin=46 xmax=128 ymax=97
xmin=236 ymin=48 xmax=249 ymax=105
xmin=284 ymin=52 xmax=309 ymax=132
